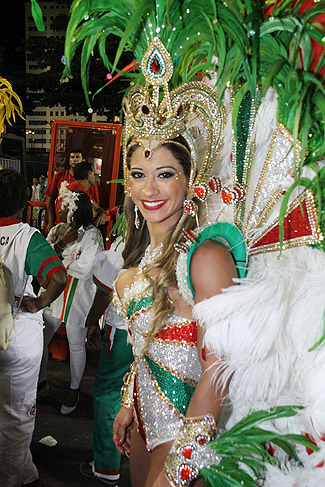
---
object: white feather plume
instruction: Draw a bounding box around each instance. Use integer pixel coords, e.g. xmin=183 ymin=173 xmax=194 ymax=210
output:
xmin=193 ymin=245 xmax=325 ymax=436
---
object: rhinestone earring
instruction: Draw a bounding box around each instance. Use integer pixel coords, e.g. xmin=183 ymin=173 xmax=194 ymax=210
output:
xmin=134 ymin=205 xmax=140 ymax=229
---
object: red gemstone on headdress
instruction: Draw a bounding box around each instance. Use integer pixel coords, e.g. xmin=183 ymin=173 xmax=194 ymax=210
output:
xmin=193 ymin=183 xmax=209 ymax=202
xmin=141 ymin=105 xmax=150 ymax=115
xmin=198 ymin=438 xmax=207 ymax=445
xmin=151 ymin=58 xmax=161 ymax=73
xmin=177 ymin=105 xmax=184 ymax=116
xmin=221 ymin=187 xmax=234 ymax=204
xmin=182 ymin=447 xmax=192 ymax=459
xmin=233 ymin=183 xmax=246 ymax=201
xmin=209 ymin=176 xmax=222 ymax=194
xmin=183 ymin=228 xmax=198 ymax=244
xmin=144 ymin=150 xmax=151 ymax=158
xmin=180 ymin=467 xmax=192 ymax=480
xmin=183 ymin=199 xmax=197 ymax=217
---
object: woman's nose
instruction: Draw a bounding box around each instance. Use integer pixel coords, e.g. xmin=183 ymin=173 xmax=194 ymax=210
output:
xmin=142 ymin=176 xmax=158 ymax=196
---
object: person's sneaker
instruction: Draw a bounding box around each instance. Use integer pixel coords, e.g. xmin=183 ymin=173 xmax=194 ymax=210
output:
xmin=37 ymin=381 xmax=49 ymax=399
xmin=79 ymin=462 xmax=119 ymax=486
xmin=60 ymin=389 xmax=79 ymax=415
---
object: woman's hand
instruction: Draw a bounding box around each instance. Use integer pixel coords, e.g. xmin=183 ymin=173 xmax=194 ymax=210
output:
xmin=113 ymin=406 xmax=134 ymax=455
xmin=86 ymin=324 xmax=102 ymax=350
xmin=61 ymin=223 xmax=79 ymax=246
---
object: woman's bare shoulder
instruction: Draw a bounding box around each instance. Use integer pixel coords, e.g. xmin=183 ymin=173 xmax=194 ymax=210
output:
xmin=116 ymin=267 xmax=139 ymax=298
xmin=190 ymin=239 xmax=238 ymax=303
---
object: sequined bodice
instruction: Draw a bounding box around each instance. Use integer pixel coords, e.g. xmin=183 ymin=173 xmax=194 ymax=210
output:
xmin=113 ymin=276 xmax=202 ymax=450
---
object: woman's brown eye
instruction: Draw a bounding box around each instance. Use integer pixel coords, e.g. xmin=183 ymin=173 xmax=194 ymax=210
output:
xmin=159 ymin=172 xmax=174 ymax=178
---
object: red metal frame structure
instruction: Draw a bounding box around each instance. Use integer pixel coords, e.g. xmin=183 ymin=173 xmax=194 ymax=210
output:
xmin=28 ymin=119 xmax=123 ymax=247
xmin=49 ymin=119 xmax=123 ymax=211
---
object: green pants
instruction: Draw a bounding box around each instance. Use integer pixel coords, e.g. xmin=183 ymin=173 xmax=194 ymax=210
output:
xmin=93 ymin=325 xmax=133 ymax=479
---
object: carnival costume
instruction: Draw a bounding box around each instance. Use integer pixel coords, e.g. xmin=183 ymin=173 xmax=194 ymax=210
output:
xmin=60 ymin=0 xmax=325 ymax=485
xmin=113 ymin=245 xmax=202 ymax=451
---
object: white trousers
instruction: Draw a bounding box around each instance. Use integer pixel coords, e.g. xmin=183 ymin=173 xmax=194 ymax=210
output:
xmin=39 ymin=314 xmax=61 ymax=383
xmin=66 ymin=324 xmax=87 ymax=390
xmin=0 ymin=317 xmax=43 ymax=487
xmin=40 ymin=314 xmax=87 ymax=390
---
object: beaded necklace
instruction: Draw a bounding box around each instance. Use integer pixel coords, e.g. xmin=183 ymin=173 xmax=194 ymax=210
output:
xmin=138 ymin=242 xmax=164 ymax=274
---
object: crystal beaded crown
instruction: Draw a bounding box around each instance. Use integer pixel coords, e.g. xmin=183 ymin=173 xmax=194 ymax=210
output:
xmin=122 ymin=37 xmax=225 ymax=198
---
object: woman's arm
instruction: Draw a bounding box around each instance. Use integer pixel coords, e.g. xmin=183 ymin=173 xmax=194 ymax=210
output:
xmin=187 ymin=239 xmax=237 ymax=421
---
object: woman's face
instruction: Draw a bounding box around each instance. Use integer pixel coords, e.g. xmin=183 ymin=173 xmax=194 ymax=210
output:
xmin=59 ymin=205 xmax=69 ymax=223
xmin=129 ymin=145 xmax=188 ymax=231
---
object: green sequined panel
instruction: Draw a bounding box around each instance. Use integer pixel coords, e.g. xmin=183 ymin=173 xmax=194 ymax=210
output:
xmin=144 ymin=355 xmax=195 ymax=415
xmin=127 ymin=295 xmax=153 ymax=319
xmin=236 ymin=91 xmax=253 ymax=184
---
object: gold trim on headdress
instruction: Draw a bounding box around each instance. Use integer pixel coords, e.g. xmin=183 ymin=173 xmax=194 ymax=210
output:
xmin=122 ymin=37 xmax=225 ymax=199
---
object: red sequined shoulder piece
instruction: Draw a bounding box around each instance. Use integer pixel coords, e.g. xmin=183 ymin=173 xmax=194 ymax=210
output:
xmin=155 ymin=321 xmax=197 ymax=344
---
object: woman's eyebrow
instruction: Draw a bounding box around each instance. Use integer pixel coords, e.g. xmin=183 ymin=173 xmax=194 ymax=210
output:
xmin=130 ymin=166 xmax=144 ymax=170
xmin=156 ymin=165 xmax=177 ymax=170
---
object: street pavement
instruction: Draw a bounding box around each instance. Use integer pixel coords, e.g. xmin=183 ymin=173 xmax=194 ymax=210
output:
xmin=32 ymin=347 xmax=131 ymax=487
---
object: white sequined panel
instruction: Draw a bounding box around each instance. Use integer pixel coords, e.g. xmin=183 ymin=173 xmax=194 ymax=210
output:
xmin=175 ymin=252 xmax=194 ymax=306
xmin=122 ymin=277 xmax=149 ymax=310
xmin=136 ymin=360 xmax=184 ymax=451
xmin=147 ymin=341 xmax=201 ymax=383
xmin=130 ymin=307 xmax=153 ymax=338
xmin=244 ymin=124 xmax=300 ymax=235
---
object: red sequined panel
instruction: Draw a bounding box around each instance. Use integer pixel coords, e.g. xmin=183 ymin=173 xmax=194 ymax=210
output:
xmin=155 ymin=321 xmax=197 ymax=344
xmin=251 ymin=198 xmax=312 ymax=250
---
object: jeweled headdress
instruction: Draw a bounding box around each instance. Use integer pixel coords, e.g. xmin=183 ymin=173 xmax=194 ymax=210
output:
xmin=122 ymin=36 xmax=225 ymax=199
xmin=61 ymin=1 xmax=232 ymax=211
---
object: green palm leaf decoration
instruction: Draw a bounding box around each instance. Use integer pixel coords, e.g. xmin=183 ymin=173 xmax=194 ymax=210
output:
xmin=199 ymin=406 xmax=318 ymax=487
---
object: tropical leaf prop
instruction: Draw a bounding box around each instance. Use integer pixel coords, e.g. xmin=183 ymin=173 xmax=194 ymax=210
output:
xmin=199 ymin=406 xmax=318 ymax=487
xmin=30 ymin=0 xmax=45 ymax=32
xmin=0 ymin=78 xmax=25 ymax=139
xmin=106 ymin=179 xmax=127 ymax=241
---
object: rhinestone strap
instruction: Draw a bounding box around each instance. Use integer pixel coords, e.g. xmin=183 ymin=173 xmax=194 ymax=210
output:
xmin=164 ymin=414 xmax=218 ymax=487
xmin=121 ymin=362 xmax=136 ymax=409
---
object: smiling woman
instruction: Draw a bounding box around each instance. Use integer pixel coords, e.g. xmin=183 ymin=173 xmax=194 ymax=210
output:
xmin=110 ymin=101 xmax=238 ymax=487
xmin=129 ymin=145 xmax=188 ymax=233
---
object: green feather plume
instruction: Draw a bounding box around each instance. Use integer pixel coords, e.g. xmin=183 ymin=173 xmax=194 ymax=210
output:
xmin=61 ymin=0 xmax=325 ymax=243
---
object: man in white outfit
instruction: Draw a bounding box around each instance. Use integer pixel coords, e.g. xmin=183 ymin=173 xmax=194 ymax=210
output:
xmin=0 ymin=169 xmax=67 ymax=487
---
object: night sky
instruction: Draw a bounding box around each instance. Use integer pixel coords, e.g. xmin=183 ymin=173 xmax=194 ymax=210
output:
xmin=1 ymin=0 xmax=26 ymax=74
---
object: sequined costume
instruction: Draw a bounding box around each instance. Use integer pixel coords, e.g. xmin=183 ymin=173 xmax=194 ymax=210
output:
xmin=113 ymin=276 xmax=201 ymax=451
